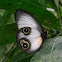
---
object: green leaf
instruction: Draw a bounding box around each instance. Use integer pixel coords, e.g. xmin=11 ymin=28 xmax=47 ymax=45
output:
xmin=17 ymin=55 xmax=33 ymax=62
xmin=28 ymin=0 xmax=46 ymax=9
xmin=39 ymin=0 xmax=46 ymax=9
xmin=0 ymin=23 xmax=17 ymax=46
xmin=0 ymin=10 xmax=11 ymax=26
xmin=7 ymin=14 xmax=15 ymax=24
xmin=18 ymin=0 xmax=61 ymax=31
xmin=0 ymin=0 xmax=61 ymax=31
xmin=0 ymin=46 xmax=4 ymax=61
xmin=5 ymin=46 xmax=20 ymax=62
xmin=11 ymin=52 xmax=33 ymax=62
xmin=60 ymin=6 xmax=62 ymax=17
xmin=30 ymin=36 xmax=62 ymax=62
xmin=54 ymin=0 xmax=59 ymax=8
xmin=5 ymin=45 xmax=33 ymax=62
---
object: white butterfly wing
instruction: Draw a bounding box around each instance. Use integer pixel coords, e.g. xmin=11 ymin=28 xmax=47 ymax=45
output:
xmin=15 ymin=10 xmax=44 ymax=53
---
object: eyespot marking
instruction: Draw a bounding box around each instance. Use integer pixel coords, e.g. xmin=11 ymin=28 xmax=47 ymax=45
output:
xmin=18 ymin=38 xmax=30 ymax=50
xmin=20 ymin=27 xmax=31 ymax=35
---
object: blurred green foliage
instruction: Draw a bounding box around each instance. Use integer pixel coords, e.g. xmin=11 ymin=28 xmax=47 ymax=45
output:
xmin=0 ymin=0 xmax=62 ymax=62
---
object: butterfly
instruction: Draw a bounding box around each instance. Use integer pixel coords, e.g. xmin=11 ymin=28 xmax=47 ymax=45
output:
xmin=15 ymin=9 xmax=47 ymax=53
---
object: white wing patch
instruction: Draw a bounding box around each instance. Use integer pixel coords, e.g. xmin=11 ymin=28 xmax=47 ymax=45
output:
xmin=17 ymin=13 xmax=38 ymax=29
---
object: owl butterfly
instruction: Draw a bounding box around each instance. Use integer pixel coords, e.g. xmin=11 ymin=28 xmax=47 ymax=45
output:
xmin=15 ymin=9 xmax=47 ymax=54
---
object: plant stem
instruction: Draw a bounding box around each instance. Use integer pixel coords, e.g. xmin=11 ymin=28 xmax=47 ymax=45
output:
xmin=1 ymin=42 xmax=16 ymax=62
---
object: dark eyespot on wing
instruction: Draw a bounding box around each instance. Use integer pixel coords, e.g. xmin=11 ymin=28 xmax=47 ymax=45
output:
xmin=20 ymin=27 xmax=31 ymax=35
xmin=17 ymin=38 xmax=31 ymax=51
